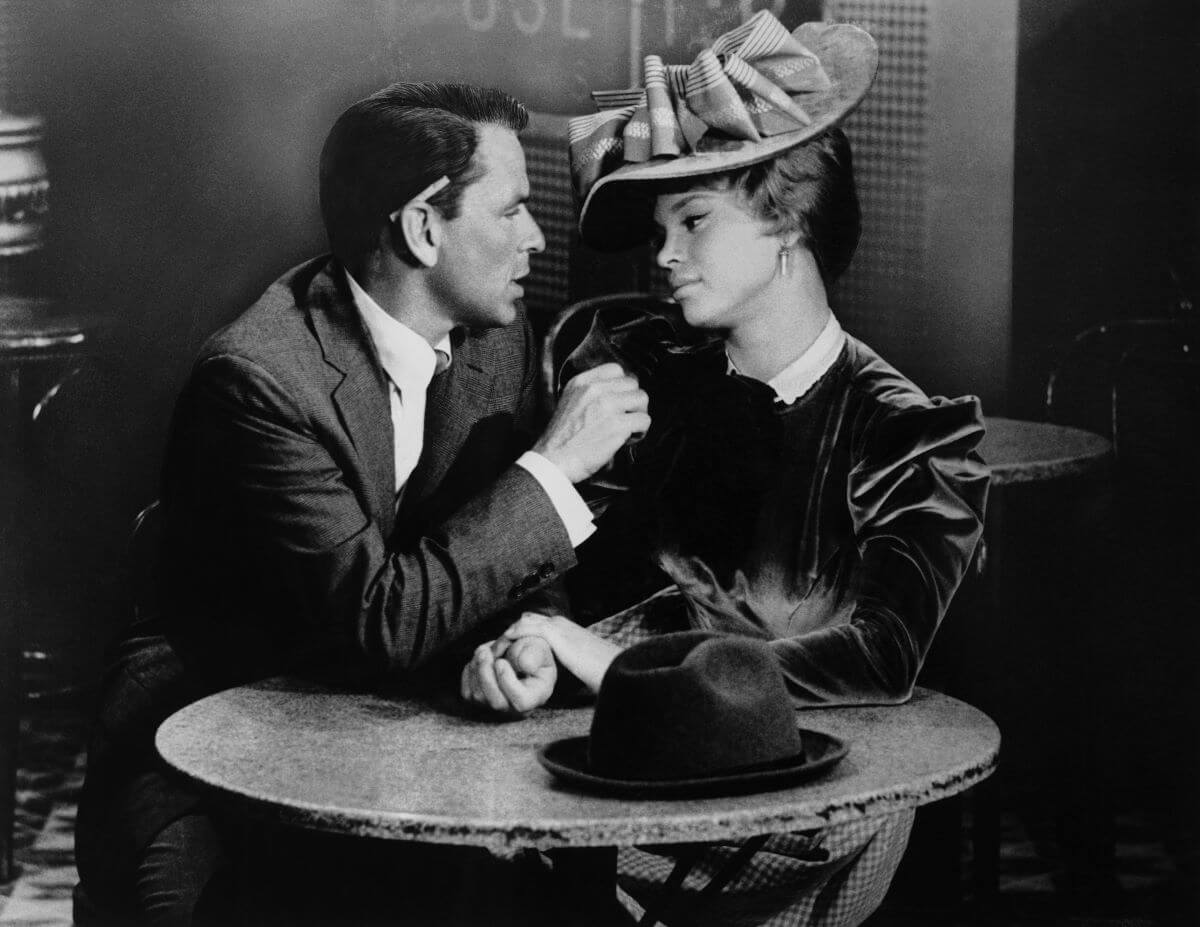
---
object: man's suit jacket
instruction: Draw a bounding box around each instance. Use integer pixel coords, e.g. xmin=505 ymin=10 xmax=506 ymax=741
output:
xmin=77 ymin=256 xmax=576 ymax=883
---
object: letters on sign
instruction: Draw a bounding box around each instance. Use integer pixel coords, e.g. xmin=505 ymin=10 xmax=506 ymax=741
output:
xmin=660 ymin=1 xmax=790 ymax=46
xmin=464 ymin=0 xmax=591 ymax=39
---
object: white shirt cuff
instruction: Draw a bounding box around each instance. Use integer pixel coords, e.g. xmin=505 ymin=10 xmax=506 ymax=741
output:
xmin=516 ymin=451 xmax=597 ymax=548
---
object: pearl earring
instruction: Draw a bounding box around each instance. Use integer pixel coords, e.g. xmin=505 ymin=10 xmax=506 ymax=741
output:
xmin=778 ymin=246 xmax=791 ymax=277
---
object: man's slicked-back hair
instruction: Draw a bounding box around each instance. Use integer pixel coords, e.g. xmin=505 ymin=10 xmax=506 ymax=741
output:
xmin=319 ymin=82 xmax=528 ymax=265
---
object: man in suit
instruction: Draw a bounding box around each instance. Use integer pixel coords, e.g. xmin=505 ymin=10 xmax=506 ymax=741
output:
xmin=74 ymin=82 xmax=649 ymax=925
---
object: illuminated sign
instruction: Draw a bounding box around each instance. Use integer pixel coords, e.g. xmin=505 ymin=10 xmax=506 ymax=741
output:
xmin=369 ymin=1 xmax=816 ymax=114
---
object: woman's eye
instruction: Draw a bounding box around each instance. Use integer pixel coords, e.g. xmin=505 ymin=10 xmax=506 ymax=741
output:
xmin=683 ymin=215 xmax=706 ymax=231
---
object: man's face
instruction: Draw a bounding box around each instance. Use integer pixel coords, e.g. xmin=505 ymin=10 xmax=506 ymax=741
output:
xmin=431 ymin=124 xmax=545 ymax=330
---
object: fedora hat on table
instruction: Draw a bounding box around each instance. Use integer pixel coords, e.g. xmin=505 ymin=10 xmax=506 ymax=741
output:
xmin=538 ymin=631 xmax=847 ymax=797
xmin=568 ymin=11 xmax=878 ymax=252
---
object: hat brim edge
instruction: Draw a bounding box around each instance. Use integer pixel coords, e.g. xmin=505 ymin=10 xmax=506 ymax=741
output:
xmin=537 ymin=727 xmax=848 ymax=798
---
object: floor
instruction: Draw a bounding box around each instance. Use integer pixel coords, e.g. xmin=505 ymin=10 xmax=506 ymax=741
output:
xmin=1 ymin=707 xmax=1196 ymax=927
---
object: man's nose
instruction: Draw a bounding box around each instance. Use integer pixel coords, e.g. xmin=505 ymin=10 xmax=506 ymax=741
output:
xmin=522 ymin=210 xmax=546 ymax=254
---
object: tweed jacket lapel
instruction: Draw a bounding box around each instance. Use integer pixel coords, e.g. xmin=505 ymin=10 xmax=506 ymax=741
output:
xmin=306 ymin=260 xmax=397 ymax=539
xmin=399 ymin=329 xmax=494 ymax=516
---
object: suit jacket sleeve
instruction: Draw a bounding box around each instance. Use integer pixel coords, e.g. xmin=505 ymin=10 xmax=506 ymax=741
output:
xmin=164 ymin=351 xmax=577 ymax=678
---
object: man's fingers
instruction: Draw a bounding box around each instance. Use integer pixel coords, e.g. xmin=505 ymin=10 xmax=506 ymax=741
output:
xmin=627 ymin=411 xmax=652 ymax=436
xmin=507 ymin=636 xmax=550 ymax=675
xmin=536 ymin=364 xmax=651 ymax=482
xmin=462 ymin=643 xmax=491 ymax=703
xmin=471 ymin=646 xmax=511 ymax=713
xmin=562 ymin=371 xmax=644 ymax=409
xmin=495 ymin=659 xmax=536 ymax=715
xmin=624 ymin=387 xmax=650 ymax=413
xmin=568 ymin=362 xmax=626 ymax=384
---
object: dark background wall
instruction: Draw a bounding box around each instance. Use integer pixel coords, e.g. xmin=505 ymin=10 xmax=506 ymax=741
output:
xmin=8 ymin=0 xmax=1198 ymax=667
xmin=1010 ymin=0 xmax=1198 ymax=416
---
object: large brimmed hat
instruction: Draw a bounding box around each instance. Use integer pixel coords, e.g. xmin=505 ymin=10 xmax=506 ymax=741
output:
xmin=568 ymin=12 xmax=878 ymax=252
xmin=538 ymin=631 xmax=847 ymax=797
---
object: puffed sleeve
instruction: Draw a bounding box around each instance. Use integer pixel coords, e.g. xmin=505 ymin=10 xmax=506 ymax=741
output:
xmin=771 ymin=397 xmax=990 ymax=706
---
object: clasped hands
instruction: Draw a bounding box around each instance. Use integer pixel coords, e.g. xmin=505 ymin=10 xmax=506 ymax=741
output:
xmin=460 ymin=614 xmax=559 ymax=716
xmin=460 ymin=612 xmax=619 ymax=716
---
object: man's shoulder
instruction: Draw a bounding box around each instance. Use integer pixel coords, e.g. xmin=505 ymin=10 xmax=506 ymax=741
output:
xmin=199 ymin=255 xmax=334 ymax=366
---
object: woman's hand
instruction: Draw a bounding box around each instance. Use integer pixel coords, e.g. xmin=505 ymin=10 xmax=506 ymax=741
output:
xmin=501 ymin=612 xmax=622 ymax=694
xmin=460 ymin=633 xmax=557 ymax=716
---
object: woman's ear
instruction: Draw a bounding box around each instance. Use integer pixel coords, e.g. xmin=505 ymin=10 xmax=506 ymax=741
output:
xmin=395 ymin=201 xmax=443 ymax=268
xmin=778 ymin=227 xmax=803 ymax=251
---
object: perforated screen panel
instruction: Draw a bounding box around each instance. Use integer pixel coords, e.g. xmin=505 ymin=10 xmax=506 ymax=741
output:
xmin=522 ymin=113 xmax=575 ymax=321
xmin=826 ymin=0 xmax=930 ymax=372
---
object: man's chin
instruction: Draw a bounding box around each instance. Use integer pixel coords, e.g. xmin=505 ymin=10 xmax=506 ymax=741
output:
xmin=463 ymin=301 xmax=520 ymax=332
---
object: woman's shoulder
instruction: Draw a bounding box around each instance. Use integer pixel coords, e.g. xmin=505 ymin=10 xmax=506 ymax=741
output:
xmin=840 ymin=334 xmax=986 ymax=457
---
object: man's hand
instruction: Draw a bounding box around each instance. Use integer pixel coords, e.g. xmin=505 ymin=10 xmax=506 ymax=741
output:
xmin=460 ymin=634 xmax=557 ymax=716
xmin=533 ymin=363 xmax=650 ymax=483
xmin=500 ymin=612 xmax=619 ymax=694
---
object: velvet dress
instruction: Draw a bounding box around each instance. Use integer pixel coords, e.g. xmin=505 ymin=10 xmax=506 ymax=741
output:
xmin=561 ymin=305 xmax=990 ymax=926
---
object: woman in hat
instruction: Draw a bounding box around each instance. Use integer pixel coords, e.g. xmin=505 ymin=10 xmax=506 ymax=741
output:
xmin=464 ymin=13 xmax=989 ymax=925
xmin=469 ymin=11 xmax=988 ymax=713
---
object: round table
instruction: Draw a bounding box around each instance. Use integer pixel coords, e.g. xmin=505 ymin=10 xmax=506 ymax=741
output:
xmin=157 ymin=681 xmax=999 ymax=854
xmin=978 ymin=415 xmax=1112 ymax=485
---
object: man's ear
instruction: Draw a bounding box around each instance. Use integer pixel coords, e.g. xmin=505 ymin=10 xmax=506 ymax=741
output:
xmin=396 ymin=201 xmax=443 ymax=268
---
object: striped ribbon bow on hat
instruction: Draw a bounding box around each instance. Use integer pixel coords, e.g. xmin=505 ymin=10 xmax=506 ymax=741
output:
xmin=568 ymin=11 xmax=832 ymax=205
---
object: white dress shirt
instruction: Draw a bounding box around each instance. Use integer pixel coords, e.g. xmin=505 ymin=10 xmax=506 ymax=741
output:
xmin=346 ymin=271 xmax=594 ymax=546
xmin=729 ymin=313 xmax=847 ymax=403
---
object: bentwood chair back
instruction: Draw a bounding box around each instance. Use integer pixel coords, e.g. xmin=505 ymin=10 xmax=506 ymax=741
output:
xmin=1044 ymin=317 xmax=1198 ymax=439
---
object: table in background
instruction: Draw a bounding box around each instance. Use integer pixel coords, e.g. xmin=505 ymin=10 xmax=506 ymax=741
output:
xmin=158 ymin=679 xmax=998 ymax=919
xmin=917 ymin=415 xmax=1114 ymax=904
xmin=933 ymin=414 xmax=1114 ymax=700
xmin=978 ymin=416 xmax=1112 ymax=486
xmin=969 ymin=414 xmax=1114 ymax=736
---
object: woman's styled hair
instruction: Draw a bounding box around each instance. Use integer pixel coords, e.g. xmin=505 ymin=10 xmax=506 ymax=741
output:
xmin=665 ymin=129 xmax=861 ymax=285
xmin=319 ymin=82 xmax=528 ymax=266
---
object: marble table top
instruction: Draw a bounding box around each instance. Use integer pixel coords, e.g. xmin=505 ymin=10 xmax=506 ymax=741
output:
xmin=980 ymin=416 xmax=1112 ymax=486
xmin=157 ymin=682 xmax=999 ymax=853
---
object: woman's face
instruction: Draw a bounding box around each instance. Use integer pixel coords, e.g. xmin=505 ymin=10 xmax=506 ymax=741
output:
xmin=652 ymin=185 xmax=780 ymax=331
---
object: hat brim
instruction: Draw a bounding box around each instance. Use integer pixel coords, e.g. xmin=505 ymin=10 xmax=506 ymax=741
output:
xmin=537 ymin=727 xmax=847 ymax=798
xmin=578 ymin=21 xmax=879 ymax=252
